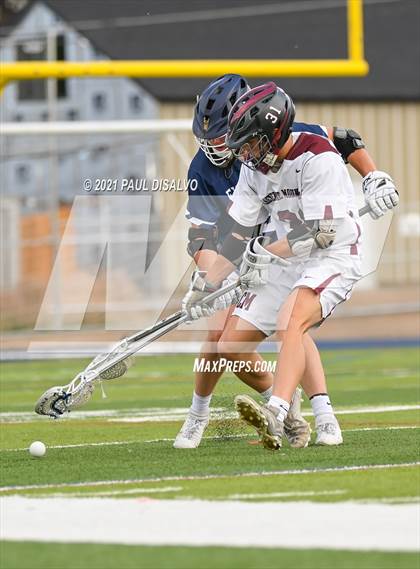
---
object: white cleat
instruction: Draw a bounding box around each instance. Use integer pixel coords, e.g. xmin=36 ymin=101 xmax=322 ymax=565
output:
xmin=284 ymin=387 xmax=312 ymax=448
xmin=173 ymin=411 xmax=209 ymax=449
xmin=235 ymin=394 xmax=283 ymax=451
xmin=315 ymin=413 xmax=343 ymax=446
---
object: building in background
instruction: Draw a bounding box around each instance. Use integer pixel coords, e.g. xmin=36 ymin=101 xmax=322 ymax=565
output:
xmin=1 ymin=0 xmax=161 ymax=328
xmin=1 ymin=0 xmax=158 ymax=205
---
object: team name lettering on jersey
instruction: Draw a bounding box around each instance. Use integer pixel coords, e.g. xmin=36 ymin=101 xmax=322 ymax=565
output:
xmin=262 ymin=188 xmax=300 ymax=204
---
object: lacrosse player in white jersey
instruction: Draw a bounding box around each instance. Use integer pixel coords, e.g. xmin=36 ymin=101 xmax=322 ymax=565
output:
xmin=182 ymin=82 xmax=398 ymax=449
xmin=178 ymin=78 xmax=398 ymax=449
xmin=176 ymin=74 xmax=361 ymax=450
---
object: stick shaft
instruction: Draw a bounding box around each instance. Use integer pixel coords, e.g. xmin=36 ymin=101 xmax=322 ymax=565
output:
xmin=358 ymin=204 xmax=371 ymax=216
xmin=83 ymin=278 xmax=241 ymax=379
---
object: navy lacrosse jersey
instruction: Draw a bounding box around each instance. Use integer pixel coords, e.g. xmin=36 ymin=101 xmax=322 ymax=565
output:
xmin=185 ymin=121 xmax=328 ymax=245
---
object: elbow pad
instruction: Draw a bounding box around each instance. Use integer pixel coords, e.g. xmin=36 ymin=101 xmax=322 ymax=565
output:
xmin=187 ymin=226 xmax=218 ymax=258
xmin=333 ymin=127 xmax=365 ymax=162
xmin=220 ymin=222 xmax=257 ymax=265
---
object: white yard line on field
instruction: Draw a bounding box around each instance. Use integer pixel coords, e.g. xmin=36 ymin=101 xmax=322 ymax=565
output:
xmin=1 ymin=497 xmax=418 ymax=551
xmin=108 ymin=404 xmax=420 ymax=423
xmin=333 ymin=404 xmax=420 ymax=416
xmin=227 ymin=490 xmax=347 ymax=499
xmin=1 ymin=462 xmax=419 ymax=493
xmin=356 ymin=497 xmax=420 ymax=505
xmin=30 ymin=487 xmax=183 ymax=498
xmin=2 ymin=425 xmax=419 ymax=453
xmin=1 ymin=403 xmax=419 ymax=424
xmin=1 ymin=440 xmax=138 ymax=452
xmin=140 ymin=425 xmax=419 ymax=443
xmin=345 ymin=426 xmax=419 ymax=432
xmin=0 ymin=406 xmax=207 ymax=423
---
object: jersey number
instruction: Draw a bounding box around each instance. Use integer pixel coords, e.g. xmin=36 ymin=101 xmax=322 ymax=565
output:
xmin=265 ymin=106 xmax=282 ymax=124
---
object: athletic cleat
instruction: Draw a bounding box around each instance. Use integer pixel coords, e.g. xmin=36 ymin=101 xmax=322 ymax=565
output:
xmin=284 ymin=387 xmax=312 ymax=448
xmin=315 ymin=413 xmax=343 ymax=446
xmin=234 ymin=395 xmax=283 ymax=450
xmin=173 ymin=411 xmax=209 ymax=449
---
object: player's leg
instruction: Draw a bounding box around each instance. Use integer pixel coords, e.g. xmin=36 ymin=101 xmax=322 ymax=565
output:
xmin=236 ymin=254 xmax=362 ymax=450
xmin=289 ymin=258 xmax=362 ymax=446
xmin=174 ymin=307 xmax=231 ymax=449
xmin=241 ymin=332 xmax=341 ymax=448
xmin=222 ymin=281 xmax=311 ymax=448
xmin=235 ymin=287 xmax=320 ymax=450
xmin=299 ymin=334 xmax=342 ymax=445
xmin=217 ymin=315 xmax=273 ymax=394
xmin=175 ymin=301 xmax=274 ymax=450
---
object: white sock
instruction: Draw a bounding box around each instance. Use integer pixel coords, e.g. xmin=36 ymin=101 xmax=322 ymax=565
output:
xmin=268 ymin=395 xmax=290 ymax=422
xmin=191 ymin=392 xmax=212 ymax=417
xmin=260 ymin=386 xmax=273 ymax=402
xmin=310 ymin=393 xmax=333 ymax=417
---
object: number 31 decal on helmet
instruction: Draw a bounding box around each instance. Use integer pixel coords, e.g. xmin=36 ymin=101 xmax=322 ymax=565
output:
xmin=226 ymin=82 xmax=296 ymax=174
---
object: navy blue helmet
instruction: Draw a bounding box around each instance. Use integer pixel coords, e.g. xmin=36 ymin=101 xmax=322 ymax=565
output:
xmin=193 ymin=74 xmax=250 ymax=167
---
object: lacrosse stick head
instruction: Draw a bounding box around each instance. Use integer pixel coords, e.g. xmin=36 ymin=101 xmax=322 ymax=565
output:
xmin=89 ymin=353 xmax=134 ymax=381
xmin=35 ymin=375 xmax=95 ymax=418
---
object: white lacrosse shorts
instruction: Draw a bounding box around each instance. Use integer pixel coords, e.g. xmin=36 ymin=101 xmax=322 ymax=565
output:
xmin=233 ymin=251 xmax=362 ymax=337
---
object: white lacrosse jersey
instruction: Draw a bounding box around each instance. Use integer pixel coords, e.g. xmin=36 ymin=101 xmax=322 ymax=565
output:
xmin=228 ymin=132 xmax=362 ymax=255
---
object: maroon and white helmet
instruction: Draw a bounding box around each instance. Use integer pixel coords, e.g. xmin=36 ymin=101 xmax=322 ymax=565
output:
xmin=226 ymin=82 xmax=295 ymax=173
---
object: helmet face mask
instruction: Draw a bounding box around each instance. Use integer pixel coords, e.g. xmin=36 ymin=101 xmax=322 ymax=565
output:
xmin=196 ymin=134 xmax=234 ymax=167
xmin=233 ymin=133 xmax=277 ymax=173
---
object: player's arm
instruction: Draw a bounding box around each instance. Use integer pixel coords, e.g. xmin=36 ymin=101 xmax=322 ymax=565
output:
xmin=185 ymin=160 xmax=224 ymax=272
xmin=182 ymin=221 xmax=257 ymax=319
xmin=206 ymin=222 xmax=256 ymax=284
xmin=237 ymin=219 xmax=336 ymax=289
xmin=206 ymin=215 xmax=334 ymax=290
xmin=204 ymin=167 xmax=268 ymax=285
xmin=326 ymin=126 xmax=399 ymax=219
xmin=187 ymin=220 xmax=258 ymax=291
xmin=325 ymin=126 xmax=374 ymax=175
xmin=182 ymin=171 xmax=266 ymax=317
xmin=187 ymin=224 xmax=218 ymax=271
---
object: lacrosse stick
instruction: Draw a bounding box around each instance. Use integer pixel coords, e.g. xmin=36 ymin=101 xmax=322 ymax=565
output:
xmin=358 ymin=205 xmax=371 ymax=216
xmin=35 ymin=206 xmax=373 ymax=418
xmin=34 ymin=278 xmax=242 ymax=418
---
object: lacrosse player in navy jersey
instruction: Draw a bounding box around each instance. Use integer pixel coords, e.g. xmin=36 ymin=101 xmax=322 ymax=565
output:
xmin=175 ymin=75 xmax=398 ymax=449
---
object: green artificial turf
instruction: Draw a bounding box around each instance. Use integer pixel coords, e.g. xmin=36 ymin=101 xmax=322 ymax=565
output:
xmin=1 ymin=542 xmax=419 ymax=569
xmin=1 ymin=348 xmax=419 ymax=569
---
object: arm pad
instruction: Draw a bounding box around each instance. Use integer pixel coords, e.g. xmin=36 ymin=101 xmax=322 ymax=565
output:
xmin=219 ymin=222 xmax=258 ymax=266
xmin=333 ymin=126 xmax=365 ymax=162
xmin=187 ymin=226 xmax=218 ymax=258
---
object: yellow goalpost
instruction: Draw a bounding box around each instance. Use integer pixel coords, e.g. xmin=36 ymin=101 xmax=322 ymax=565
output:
xmin=0 ymin=0 xmax=368 ymax=90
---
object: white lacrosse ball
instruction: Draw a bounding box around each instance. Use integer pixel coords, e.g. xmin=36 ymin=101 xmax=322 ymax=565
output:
xmin=29 ymin=441 xmax=46 ymax=458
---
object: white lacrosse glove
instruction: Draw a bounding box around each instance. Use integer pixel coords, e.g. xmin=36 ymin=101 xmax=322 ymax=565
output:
xmin=240 ymin=236 xmax=290 ymax=289
xmin=213 ymin=279 xmax=244 ymax=311
xmin=362 ymin=170 xmax=399 ymax=219
xmin=286 ymin=220 xmax=336 ymax=259
xmin=182 ymin=271 xmax=241 ymax=320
